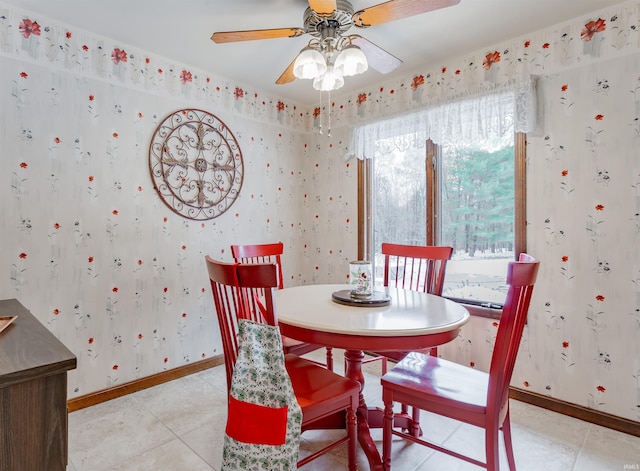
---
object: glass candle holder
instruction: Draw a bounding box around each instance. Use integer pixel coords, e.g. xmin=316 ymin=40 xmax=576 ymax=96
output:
xmin=349 ymin=260 xmax=372 ymax=298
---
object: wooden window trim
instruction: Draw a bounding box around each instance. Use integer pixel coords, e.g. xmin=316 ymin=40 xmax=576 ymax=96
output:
xmin=426 ymin=139 xmax=437 ymax=246
xmin=358 ymin=132 xmax=527 ymax=318
xmin=514 ymin=132 xmax=527 ymax=258
xmin=357 ymin=157 xmax=372 ymax=261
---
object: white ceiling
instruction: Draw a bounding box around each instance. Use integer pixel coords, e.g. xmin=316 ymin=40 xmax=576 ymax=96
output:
xmin=3 ymin=0 xmax=628 ymax=105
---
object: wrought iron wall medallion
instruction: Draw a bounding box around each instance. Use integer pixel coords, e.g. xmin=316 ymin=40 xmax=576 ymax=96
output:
xmin=149 ymin=109 xmax=244 ymax=220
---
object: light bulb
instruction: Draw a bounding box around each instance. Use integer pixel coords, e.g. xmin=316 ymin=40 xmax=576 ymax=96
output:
xmin=312 ymin=66 xmax=344 ymax=91
xmin=293 ymin=47 xmax=327 ymax=80
xmin=334 ymin=45 xmax=368 ymax=77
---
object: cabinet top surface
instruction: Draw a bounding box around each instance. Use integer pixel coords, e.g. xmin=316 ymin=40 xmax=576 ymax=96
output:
xmin=0 ymin=299 xmax=77 ymax=385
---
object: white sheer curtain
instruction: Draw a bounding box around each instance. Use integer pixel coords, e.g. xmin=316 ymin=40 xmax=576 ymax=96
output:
xmin=351 ymin=78 xmax=537 ymax=159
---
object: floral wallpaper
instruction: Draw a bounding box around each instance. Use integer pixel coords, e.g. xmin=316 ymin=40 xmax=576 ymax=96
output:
xmin=0 ymin=2 xmax=355 ymax=398
xmin=337 ymin=0 xmax=639 ymax=424
xmin=1 ymin=0 xmax=639 ymax=426
xmin=521 ymin=52 xmax=640 ymax=420
xmin=440 ymin=48 xmax=640 ymax=421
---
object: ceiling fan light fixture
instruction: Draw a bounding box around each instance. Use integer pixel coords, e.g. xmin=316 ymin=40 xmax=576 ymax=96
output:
xmin=334 ymin=44 xmax=368 ymax=77
xmin=312 ymin=65 xmax=344 ymax=91
xmin=293 ymin=46 xmax=327 ymax=80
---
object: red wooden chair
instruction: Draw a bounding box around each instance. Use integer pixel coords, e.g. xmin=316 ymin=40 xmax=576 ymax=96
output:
xmin=205 ymin=256 xmax=359 ymax=470
xmin=380 ymin=254 xmax=540 ymax=471
xmin=231 ymin=242 xmax=334 ymax=371
xmin=359 ymin=243 xmax=453 ymax=438
xmin=364 ymin=243 xmax=453 ymax=374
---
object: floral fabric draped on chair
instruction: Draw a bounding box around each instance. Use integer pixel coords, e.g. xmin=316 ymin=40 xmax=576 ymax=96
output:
xmin=222 ymin=319 xmax=302 ymax=471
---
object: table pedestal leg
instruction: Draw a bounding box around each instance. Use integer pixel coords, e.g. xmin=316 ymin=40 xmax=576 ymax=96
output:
xmin=344 ymin=349 xmax=383 ymax=471
xmin=343 ymin=350 xmax=423 ymax=470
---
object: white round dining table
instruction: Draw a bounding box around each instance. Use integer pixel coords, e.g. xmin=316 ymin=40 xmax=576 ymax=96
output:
xmin=274 ymin=284 xmax=470 ymax=471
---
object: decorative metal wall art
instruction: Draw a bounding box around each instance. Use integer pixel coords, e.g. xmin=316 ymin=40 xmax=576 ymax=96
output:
xmin=149 ymin=109 xmax=243 ymax=220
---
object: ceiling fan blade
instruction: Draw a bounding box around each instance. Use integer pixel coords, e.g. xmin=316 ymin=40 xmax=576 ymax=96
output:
xmin=308 ymin=0 xmax=337 ymax=15
xmin=353 ymin=0 xmax=460 ymax=27
xmin=350 ymin=35 xmax=402 ymax=74
xmin=276 ymin=58 xmax=297 ymax=84
xmin=211 ymin=27 xmax=304 ymax=43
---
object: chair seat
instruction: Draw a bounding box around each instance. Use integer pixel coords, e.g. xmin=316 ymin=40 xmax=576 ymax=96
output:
xmin=369 ymin=347 xmax=431 ymax=363
xmin=283 ymin=335 xmax=323 ymax=355
xmin=382 ymin=351 xmax=489 ymax=417
xmin=282 ymin=336 xmax=307 ymax=348
xmin=284 ymin=354 xmax=359 ymax=422
xmin=283 ymin=336 xmax=333 ymax=370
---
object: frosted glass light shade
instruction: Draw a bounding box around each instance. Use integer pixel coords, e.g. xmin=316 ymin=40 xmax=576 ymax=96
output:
xmin=312 ymin=66 xmax=344 ymax=91
xmin=293 ymin=47 xmax=327 ymax=80
xmin=334 ymin=45 xmax=368 ymax=77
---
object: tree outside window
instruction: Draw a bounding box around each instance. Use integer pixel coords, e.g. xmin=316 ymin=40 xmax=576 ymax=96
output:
xmin=362 ymin=128 xmax=525 ymax=309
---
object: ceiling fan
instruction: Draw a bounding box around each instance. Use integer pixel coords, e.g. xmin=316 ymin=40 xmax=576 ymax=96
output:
xmin=211 ymin=0 xmax=460 ymax=92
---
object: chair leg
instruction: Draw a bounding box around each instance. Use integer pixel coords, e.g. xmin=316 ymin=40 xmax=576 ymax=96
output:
xmin=502 ymin=410 xmax=516 ymax=471
xmin=325 ymin=347 xmax=334 ymax=371
xmin=485 ymin=421 xmax=500 ymax=471
xmin=429 ymin=346 xmax=438 ymax=357
xmin=410 ymin=407 xmax=421 ymax=438
xmin=382 ymin=391 xmax=394 ymax=471
xmin=381 ymin=357 xmax=388 ymax=375
xmin=346 ymin=406 xmax=357 ymax=471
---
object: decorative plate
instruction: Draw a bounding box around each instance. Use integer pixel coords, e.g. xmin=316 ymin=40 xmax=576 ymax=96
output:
xmin=331 ymin=290 xmax=391 ymax=307
xmin=149 ymin=109 xmax=244 ymax=220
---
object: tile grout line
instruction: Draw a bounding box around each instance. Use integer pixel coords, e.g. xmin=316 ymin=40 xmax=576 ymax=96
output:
xmin=570 ymin=422 xmax=591 ymax=471
xmin=411 ymin=418 xmax=464 ymax=470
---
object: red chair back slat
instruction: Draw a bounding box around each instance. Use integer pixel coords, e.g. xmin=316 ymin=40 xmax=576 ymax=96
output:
xmin=205 ymin=257 xmax=241 ymax=389
xmin=488 ymin=253 xmax=540 ymax=422
xmin=236 ymin=263 xmax=278 ymax=326
xmin=231 ymin=242 xmax=284 ymax=289
xmin=381 ymin=243 xmax=453 ymax=295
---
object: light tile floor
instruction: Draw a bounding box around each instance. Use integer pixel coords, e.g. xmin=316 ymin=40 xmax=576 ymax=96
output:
xmin=68 ymin=351 xmax=640 ymax=471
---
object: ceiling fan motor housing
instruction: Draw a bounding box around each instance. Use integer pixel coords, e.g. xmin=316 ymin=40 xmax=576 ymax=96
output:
xmin=303 ymin=0 xmax=355 ymax=38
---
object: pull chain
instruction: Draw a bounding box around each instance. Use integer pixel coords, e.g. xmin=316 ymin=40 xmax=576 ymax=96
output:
xmin=317 ymin=90 xmax=332 ymax=137
xmin=318 ymin=89 xmax=323 ymax=135
xmin=327 ymin=90 xmax=331 ymax=137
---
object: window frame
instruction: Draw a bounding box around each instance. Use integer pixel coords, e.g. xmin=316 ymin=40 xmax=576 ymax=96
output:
xmin=358 ymin=132 xmax=527 ymax=319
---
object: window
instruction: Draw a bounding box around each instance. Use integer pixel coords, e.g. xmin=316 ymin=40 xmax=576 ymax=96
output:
xmin=356 ymin=94 xmax=527 ymax=316
xmin=428 ymin=133 xmax=526 ymax=307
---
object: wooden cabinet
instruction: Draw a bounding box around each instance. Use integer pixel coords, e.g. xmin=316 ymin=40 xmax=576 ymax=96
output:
xmin=0 ymin=299 xmax=77 ymax=471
